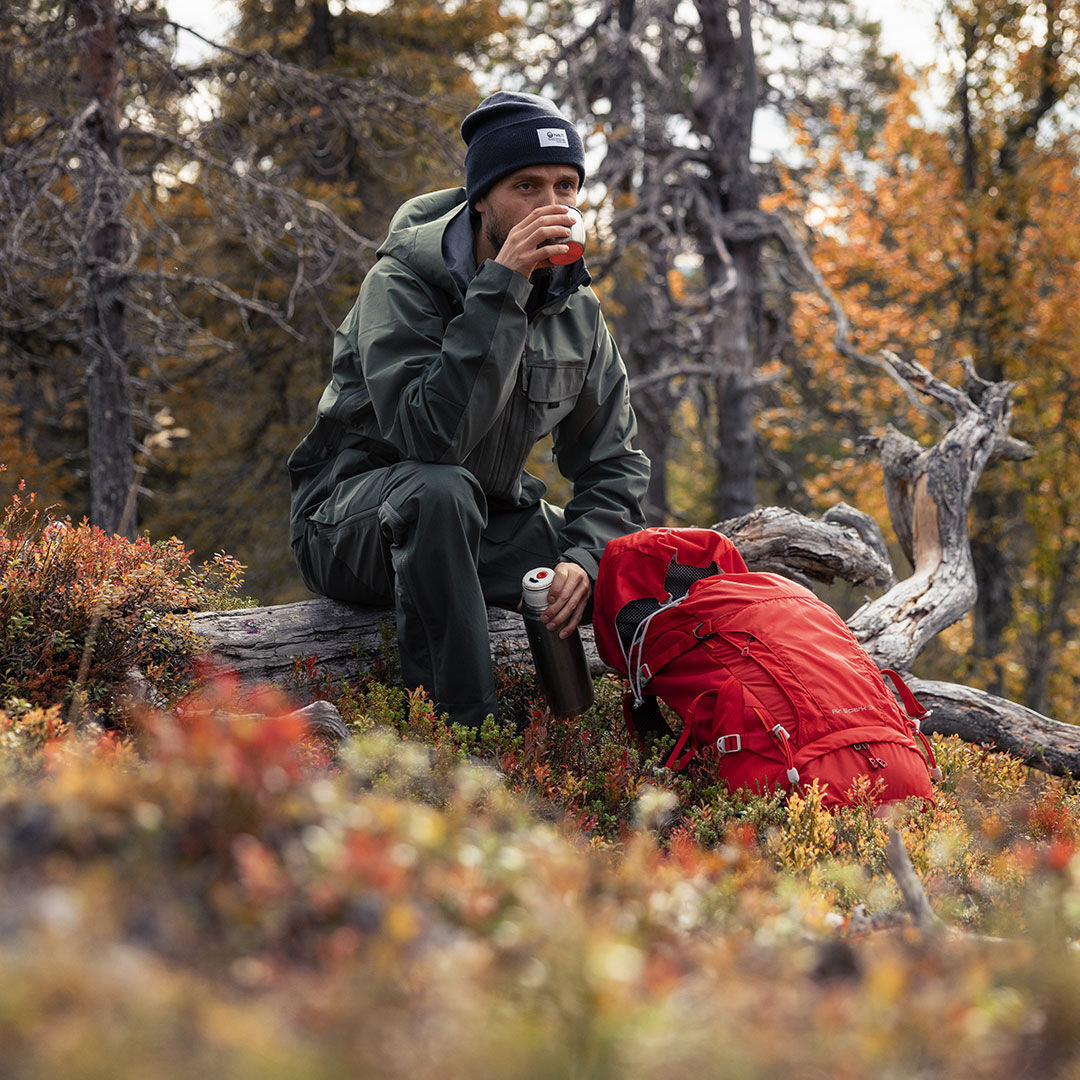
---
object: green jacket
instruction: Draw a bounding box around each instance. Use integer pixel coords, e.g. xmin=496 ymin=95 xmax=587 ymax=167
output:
xmin=287 ymin=187 xmax=650 ymax=579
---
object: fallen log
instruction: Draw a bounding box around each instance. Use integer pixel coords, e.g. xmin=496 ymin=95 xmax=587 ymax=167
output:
xmin=909 ymin=677 xmax=1080 ymax=778
xmin=190 ymin=504 xmax=887 ymax=685
xmin=191 ymin=597 xmax=546 ymax=685
xmin=191 ymin=510 xmax=1080 ymax=779
xmin=191 ymin=597 xmax=1080 ymax=777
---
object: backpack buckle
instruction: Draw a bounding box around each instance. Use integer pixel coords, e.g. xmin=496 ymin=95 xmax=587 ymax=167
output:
xmin=910 ymin=707 xmax=933 ymax=733
xmin=772 ymin=724 xmax=791 ymax=742
xmin=716 ymin=733 xmax=742 ymax=755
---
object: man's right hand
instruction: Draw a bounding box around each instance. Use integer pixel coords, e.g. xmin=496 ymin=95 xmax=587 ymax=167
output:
xmin=494 ymin=205 xmax=574 ymax=279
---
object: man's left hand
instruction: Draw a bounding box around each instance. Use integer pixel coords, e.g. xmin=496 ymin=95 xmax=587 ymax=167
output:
xmin=542 ymin=561 xmax=591 ymax=638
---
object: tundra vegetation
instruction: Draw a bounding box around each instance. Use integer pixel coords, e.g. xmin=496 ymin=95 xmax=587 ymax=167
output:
xmin=2 ymin=481 xmax=1080 ymax=1076
xmin=4 ymin=0 xmax=1080 ymax=1075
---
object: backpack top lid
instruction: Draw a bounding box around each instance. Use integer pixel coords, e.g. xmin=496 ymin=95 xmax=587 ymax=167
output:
xmin=594 ymin=527 xmax=747 ymax=670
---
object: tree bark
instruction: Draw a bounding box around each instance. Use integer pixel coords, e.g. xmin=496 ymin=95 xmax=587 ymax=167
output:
xmin=908 ymin=677 xmax=1080 ymax=779
xmin=76 ymin=0 xmax=135 ymax=538
xmin=192 ymin=598 xmax=544 ymax=686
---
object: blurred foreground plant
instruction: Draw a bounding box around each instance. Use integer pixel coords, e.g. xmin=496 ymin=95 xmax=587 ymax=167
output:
xmin=0 ymin=676 xmax=1079 ymax=1078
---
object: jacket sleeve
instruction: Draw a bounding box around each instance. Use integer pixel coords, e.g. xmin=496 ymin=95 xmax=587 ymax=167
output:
xmin=551 ymin=315 xmax=651 ymax=579
xmin=349 ymin=255 xmax=533 ymax=464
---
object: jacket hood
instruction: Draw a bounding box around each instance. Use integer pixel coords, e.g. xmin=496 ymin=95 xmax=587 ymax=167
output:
xmin=376 ymin=187 xmax=590 ymax=311
xmin=377 ymin=187 xmax=468 ymax=296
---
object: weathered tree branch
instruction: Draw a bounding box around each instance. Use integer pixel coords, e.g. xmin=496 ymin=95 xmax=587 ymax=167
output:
xmin=909 ymin=677 xmax=1080 ymax=778
xmin=885 ymin=825 xmax=942 ymax=932
xmin=843 ymin=356 xmax=1033 ymax=671
xmin=714 ymin=504 xmax=894 ymax=589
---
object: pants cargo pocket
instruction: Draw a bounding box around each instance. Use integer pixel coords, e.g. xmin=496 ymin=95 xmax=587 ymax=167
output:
xmin=299 ymin=477 xmax=395 ymax=605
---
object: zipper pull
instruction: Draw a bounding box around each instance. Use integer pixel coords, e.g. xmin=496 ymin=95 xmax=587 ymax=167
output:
xmin=741 ymin=633 xmax=752 ymax=657
xmin=852 ymin=742 xmax=888 ymax=769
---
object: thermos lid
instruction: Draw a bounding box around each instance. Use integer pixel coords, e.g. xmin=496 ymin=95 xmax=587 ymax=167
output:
xmin=522 ymin=567 xmax=554 ymax=609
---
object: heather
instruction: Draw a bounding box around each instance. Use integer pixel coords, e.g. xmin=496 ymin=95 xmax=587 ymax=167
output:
xmin=3 ymin=500 xmax=1080 ymax=1077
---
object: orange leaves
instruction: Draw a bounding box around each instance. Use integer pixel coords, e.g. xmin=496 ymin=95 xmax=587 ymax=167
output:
xmin=143 ymin=676 xmax=311 ymax=796
xmin=0 ymin=484 xmax=246 ymax=725
xmin=666 ymin=268 xmax=687 ymax=301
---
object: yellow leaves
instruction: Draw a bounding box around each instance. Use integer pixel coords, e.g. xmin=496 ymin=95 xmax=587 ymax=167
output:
xmin=666 ymin=268 xmax=686 ymax=302
xmin=769 ymin=781 xmax=837 ymax=872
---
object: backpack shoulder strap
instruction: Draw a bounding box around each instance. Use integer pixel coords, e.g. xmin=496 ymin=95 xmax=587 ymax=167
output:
xmin=632 ymin=619 xmax=718 ymax=690
xmin=881 ymin=668 xmax=927 ymax=718
xmin=881 ymin=668 xmax=942 ymax=781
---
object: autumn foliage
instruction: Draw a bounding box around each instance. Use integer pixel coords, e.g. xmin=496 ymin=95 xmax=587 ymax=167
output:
xmin=771 ymin=35 xmax=1080 ymax=720
xmin=0 ymin=478 xmax=245 ymax=724
xmin=0 ymin=490 xmax=1078 ymax=1075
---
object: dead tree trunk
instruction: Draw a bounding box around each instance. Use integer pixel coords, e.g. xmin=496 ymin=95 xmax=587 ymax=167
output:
xmin=76 ymin=0 xmax=135 ymax=538
xmin=695 ymin=0 xmax=762 ymax=520
xmin=843 ymin=353 xmax=1033 ymax=670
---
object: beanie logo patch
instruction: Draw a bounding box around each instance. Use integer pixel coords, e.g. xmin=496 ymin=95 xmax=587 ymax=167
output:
xmin=537 ymin=127 xmax=570 ymax=148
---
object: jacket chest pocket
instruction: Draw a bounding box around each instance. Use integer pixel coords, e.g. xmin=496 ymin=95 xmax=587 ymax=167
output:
xmin=524 ymin=360 xmax=588 ymax=430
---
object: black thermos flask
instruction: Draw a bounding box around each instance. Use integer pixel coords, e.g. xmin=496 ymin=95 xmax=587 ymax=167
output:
xmin=521 ymin=567 xmax=595 ymax=717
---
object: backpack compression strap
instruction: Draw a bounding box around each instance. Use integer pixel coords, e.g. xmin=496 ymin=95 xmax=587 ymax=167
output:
xmin=881 ymin=668 xmax=942 ymax=782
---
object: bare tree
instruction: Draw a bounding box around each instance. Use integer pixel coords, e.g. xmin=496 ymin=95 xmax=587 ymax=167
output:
xmin=507 ymin=0 xmax=891 ymax=523
xmin=74 ymin=0 xmax=134 ymax=534
xmin=0 ymin=0 xmax=473 ymax=534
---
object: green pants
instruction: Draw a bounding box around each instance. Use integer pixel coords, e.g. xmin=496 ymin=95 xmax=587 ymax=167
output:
xmin=293 ymin=462 xmax=565 ymax=726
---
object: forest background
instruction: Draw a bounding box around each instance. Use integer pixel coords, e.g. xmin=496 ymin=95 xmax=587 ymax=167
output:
xmin=3 ymin=0 xmax=1080 ymax=725
xmin=8 ymin=3 xmax=1080 ymax=1075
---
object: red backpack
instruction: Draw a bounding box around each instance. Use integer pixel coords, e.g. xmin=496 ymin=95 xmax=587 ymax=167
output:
xmin=593 ymin=528 xmax=939 ymax=809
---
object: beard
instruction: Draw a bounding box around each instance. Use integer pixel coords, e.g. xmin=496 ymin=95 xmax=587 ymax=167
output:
xmin=483 ymin=211 xmax=554 ymax=282
xmin=483 ymin=210 xmax=510 ymax=255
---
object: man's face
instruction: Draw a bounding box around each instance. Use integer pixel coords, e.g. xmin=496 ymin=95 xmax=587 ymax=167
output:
xmin=475 ymin=164 xmax=580 ymax=268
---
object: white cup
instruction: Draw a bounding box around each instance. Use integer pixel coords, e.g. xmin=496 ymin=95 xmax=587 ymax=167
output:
xmin=548 ymin=206 xmax=585 ymax=265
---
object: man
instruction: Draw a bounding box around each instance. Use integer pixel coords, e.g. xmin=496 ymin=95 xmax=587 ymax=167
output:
xmin=288 ymin=90 xmax=650 ymax=727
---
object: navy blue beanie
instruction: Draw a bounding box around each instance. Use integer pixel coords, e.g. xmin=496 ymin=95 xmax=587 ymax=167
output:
xmin=461 ymin=91 xmax=586 ymax=208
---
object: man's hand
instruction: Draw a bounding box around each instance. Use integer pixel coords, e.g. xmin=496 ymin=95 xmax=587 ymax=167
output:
xmin=542 ymin=561 xmax=592 ymax=638
xmin=494 ymin=204 xmax=575 ymax=279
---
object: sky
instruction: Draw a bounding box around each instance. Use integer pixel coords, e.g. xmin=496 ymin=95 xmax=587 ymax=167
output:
xmin=167 ymin=0 xmax=234 ymax=60
xmin=859 ymin=0 xmax=940 ymax=68
xmin=166 ymin=0 xmax=945 ymax=70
